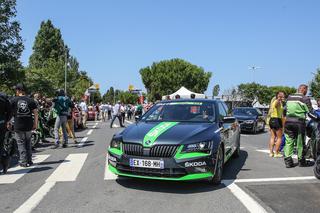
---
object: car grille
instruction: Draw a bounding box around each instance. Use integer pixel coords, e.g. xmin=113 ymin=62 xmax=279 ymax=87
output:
xmin=122 ymin=143 xmax=179 ymax=158
xmin=116 ymin=164 xmax=186 ymax=178
xmin=122 ymin=143 xmax=143 ymax=156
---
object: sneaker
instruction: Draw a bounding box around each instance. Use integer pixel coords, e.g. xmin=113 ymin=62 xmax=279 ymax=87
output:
xmin=52 ymin=143 xmax=60 ymax=149
xmin=62 ymin=144 xmax=68 ymax=148
xmin=74 ymin=140 xmax=78 ymax=144
xmin=269 ymin=153 xmax=274 ymax=157
xmin=19 ymin=163 xmax=29 ymax=168
xmin=298 ymin=159 xmax=314 ymax=167
xmin=284 ymin=157 xmax=294 ymax=168
xmin=274 ymin=153 xmax=283 ymax=158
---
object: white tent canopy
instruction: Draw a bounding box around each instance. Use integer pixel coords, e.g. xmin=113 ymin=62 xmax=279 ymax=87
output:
xmin=162 ymin=86 xmax=206 ymax=100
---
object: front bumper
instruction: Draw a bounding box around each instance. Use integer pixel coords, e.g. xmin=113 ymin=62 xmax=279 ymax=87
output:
xmin=239 ymin=122 xmax=255 ymax=132
xmin=108 ymin=147 xmax=215 ymax=181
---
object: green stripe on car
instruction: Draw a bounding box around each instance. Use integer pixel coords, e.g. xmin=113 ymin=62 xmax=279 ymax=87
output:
xmin=109 ymin=164 xmax=213 ymax=181
xmin=143 ymin=122 xmax=179 ymax=147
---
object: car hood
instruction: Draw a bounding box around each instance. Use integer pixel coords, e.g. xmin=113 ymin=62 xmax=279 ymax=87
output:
xmin=120 ymin=121 xmax=219 ymax=146
xmin=234 ymin=115 xmax=257 ymax=121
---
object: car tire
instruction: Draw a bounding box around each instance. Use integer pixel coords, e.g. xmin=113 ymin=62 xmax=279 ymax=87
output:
xmin=253 ymin=123 xmax=257 ymax=134
xmin=233 ymin=134 xmax=241 ymax=158
xmin=210 ymin=145 xmax=224 ymax=185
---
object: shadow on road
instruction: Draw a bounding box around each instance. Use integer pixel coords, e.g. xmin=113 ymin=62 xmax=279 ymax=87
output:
xmin=223 ymin=150 xmax=248 ymax=180
xmin=116 ymin=178 xmax=224 ymax=194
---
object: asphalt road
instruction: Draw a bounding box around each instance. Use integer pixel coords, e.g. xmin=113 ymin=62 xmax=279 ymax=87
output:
xmin=0 ymin=120 xmax=319 ymax=213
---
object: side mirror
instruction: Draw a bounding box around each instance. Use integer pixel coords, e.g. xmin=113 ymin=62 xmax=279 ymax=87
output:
xmin=223 ymin=116 xmax=236 ymax=123
xmin=135 ymin=116 xmax=141 ymax=122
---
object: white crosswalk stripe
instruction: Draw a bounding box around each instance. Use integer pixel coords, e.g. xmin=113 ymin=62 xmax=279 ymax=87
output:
xmin=0 ymin=155 xmax=50 ymax=184
xmin=14 ymin=153 xmax=88 ymax=213
xmin=46 ymin=153 xmax=88 ymax=182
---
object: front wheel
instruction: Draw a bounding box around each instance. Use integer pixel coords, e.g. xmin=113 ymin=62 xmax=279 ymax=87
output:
xmin=31 ymin=132 xmax=40 ymax=148
xmin=314 ymin=156 xmax=320 ymax=179
xmin=210 ymin=145 xmax=224 ymax=185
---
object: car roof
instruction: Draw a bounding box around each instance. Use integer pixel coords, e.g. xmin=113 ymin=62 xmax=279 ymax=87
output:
xmin=159 ymin=99 xmax=217 ymax=104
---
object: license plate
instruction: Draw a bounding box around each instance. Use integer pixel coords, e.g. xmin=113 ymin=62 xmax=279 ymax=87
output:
xmin=129 ymin=158 xmax=164 ymax=169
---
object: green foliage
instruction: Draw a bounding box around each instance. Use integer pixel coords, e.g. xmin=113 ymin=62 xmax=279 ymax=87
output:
xmin=102 ymin=87 xmax=115 ymax=104
xmin=29 ymin=20 xmax=67 ymax=69
xmin=0 ymin=0 xmax=24 ymax=93
xmin=237 ymin=83 xmax=296 ymax=105
xmin=310 ymin=69 xmax=320 ymax=99
xmin=25 ymin=19 xmax=92 ymax=99
xmin=118 ymin=91 xmax=139 ymax=104
xmin=140 ymin=58 xmax=212 ymax=101
xmin=212 ymin=84 xmax=220 ymax=97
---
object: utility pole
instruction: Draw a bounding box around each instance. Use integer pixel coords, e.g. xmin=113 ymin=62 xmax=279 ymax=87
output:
xmin=64 ymin=48 xmax=68 ymax=95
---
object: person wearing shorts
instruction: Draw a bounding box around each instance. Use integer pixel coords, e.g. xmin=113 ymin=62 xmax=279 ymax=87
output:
xmin=268 ymin=91 xmax=285 ymax=158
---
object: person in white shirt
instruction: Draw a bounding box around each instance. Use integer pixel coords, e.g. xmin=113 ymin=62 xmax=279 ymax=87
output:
xmin=79 ymin=100 xmax=88 ymax=128
xmin=110 ymin=101 xmax=124 ymax=128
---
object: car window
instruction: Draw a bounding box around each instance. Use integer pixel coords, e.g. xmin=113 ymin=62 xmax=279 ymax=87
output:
xmin=141 ymin=101 xmax=216 ymax=123
xmin=222 ymin=102 xmax=230 ymax=115
xmin=218 ymin=102 xmax=227 ymax=120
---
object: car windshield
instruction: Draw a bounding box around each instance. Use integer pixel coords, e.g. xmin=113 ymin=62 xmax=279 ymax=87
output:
xmin=233 ymin=108 xmax=261 ymax=116
xmin=141 ymin=102 xmax=215 ymax=123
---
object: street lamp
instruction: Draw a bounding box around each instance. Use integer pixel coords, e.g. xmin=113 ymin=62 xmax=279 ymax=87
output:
xmin=64 ymin=47 xmax=68 ymax=95
xmin=248 ymin=66 xmax=262 ymax=83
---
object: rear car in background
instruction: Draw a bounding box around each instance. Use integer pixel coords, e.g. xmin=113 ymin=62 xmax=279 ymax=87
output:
xmin=233 ymin=107 xmax=265 ymax=134
xmin=87 ymin=106 xmax=97 ymax=121
xmin=108 ymin=99 xmax=241 ymax=184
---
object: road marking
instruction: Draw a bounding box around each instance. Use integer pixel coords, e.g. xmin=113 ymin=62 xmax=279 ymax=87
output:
xmin=113 ymin=124 xmax=119 ymax=128
xmin=46 ymin=153 xmax=88 ymax=182
xmin=14 ymin=154 xmax=88 ymax=213
xmin=13 ymin=182 xmax=56 ymax=213
xmin=125 ymin=120 xmax=133 ymax=124
xmin=77 ymin=137 xmax=88 ymax=147
xmin=233 ymin=176 xmax=317 ymax=183
xmin=104 ymin=155 xmax=118 ymax=180
xmin=0 ymin=155 xmax=50 ymax=184
xmin=222 ymin=180 xmax=268 ymax=213
xmin=256 ymin=149 xmax=299 ymax=159
xmin=87 ymin=129 xmax=93 ymax=135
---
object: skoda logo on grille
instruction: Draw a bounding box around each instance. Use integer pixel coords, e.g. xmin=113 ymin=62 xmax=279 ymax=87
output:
xmin=145 ymin=140 xmax=152 ymax=146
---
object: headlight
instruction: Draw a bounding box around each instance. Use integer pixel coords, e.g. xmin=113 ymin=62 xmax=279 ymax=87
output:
xmin=182 ymin=141 xmax=213 ymax=153
xmin=244 ymin=120 xmax=254 ymax=124
xmin=110 ymin=139 xmax=121 ymax=149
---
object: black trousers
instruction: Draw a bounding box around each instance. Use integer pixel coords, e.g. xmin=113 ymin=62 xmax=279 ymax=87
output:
xmin=110 ymin=115 xmax=124 ymax=128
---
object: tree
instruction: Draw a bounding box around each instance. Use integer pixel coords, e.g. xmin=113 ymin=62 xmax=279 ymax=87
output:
xmin=29 ymin=20 xmax=67 ymax=69
xmin=212 ymin=84 xmax=220 ymax=97
xmin=140 ymin=58 xmax=212 ymax=101
xmin=236 ymin=83 xmax=296 ymax=105
xmin=310 ymin=69 xmax=320 ymax=99
xmin=25 ymin=20 xmax=92 ymax=98
xmin=0 ymin=0 xmax=24 ymax=93
xmin=118 ymin=91 xmax=139 ymax=104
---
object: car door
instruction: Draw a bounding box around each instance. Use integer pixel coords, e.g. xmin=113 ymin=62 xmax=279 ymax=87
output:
xmin=217 ymin=102 xmax=233 ymax=159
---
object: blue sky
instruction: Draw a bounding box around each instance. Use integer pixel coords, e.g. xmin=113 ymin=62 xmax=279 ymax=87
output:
xmin=16 ymin=0 xmax=320 ymax=95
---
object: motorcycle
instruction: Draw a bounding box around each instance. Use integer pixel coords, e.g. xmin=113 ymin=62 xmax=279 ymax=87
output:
xmin=306 ymin=114 xmax=320 ymax=179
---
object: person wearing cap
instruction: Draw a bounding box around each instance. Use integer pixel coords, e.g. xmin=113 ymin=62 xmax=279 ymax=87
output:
xmin=10 ymin=83 xmax=38 ymax=167
xmin=0 ymin=92 xmax=12 ymax=174
xmin=110 ymin=101 xmax=125 ymax=128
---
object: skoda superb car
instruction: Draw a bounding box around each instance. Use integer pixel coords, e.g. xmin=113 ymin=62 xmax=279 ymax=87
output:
xmin=108 ymin=99 xmax=240 ymax=184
